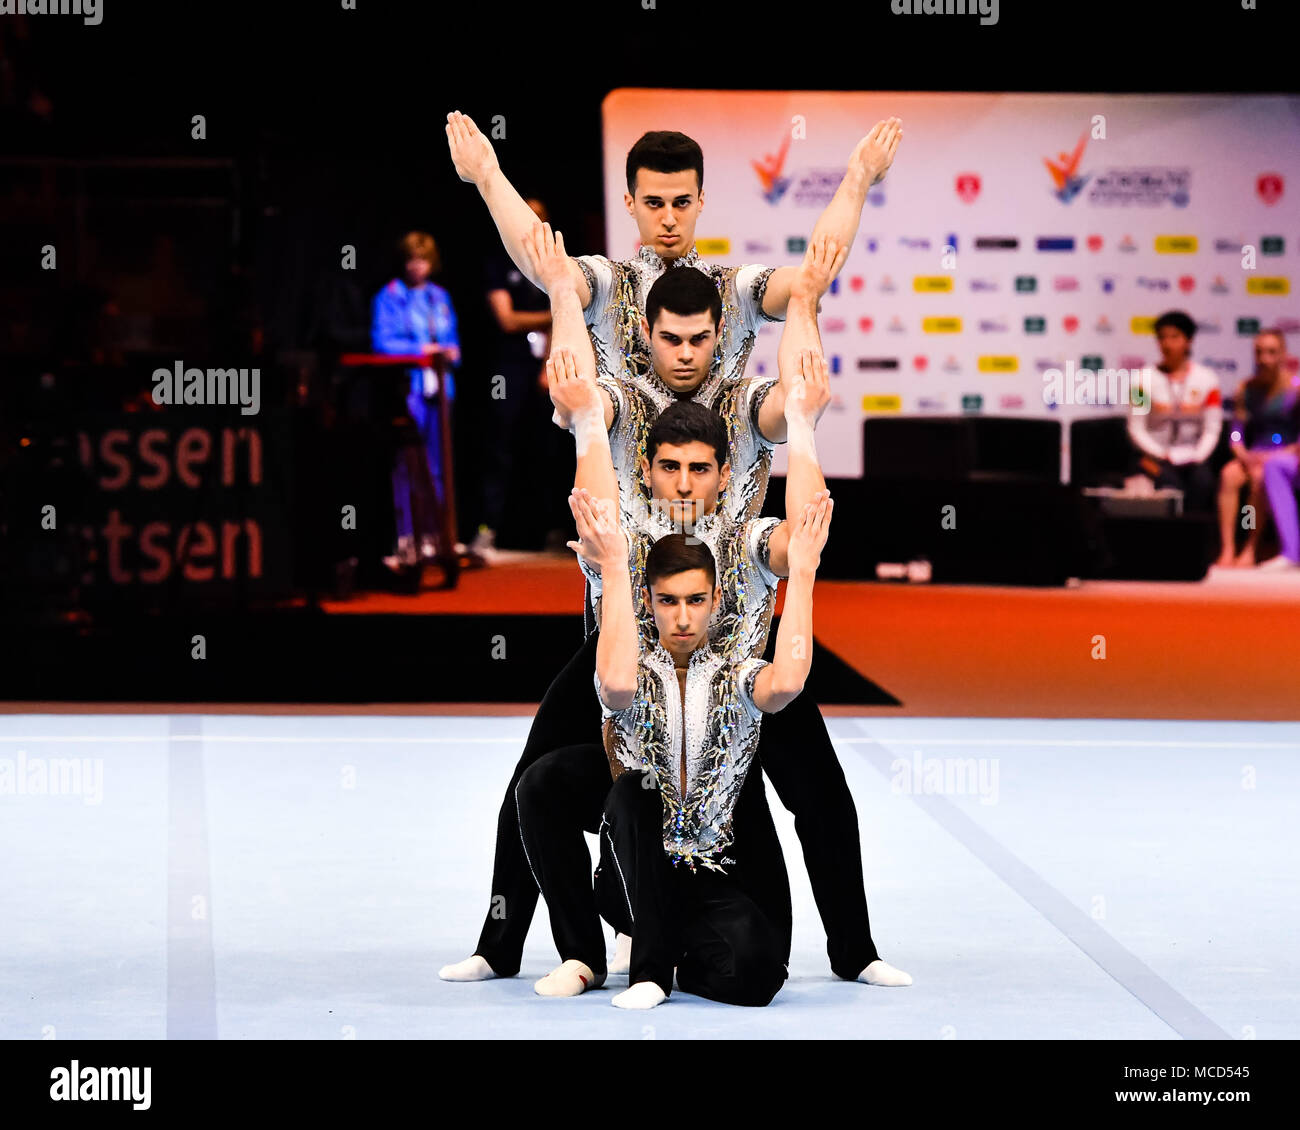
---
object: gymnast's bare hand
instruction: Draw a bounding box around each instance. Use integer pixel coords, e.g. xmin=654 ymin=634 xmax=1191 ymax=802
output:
xmin=547 ymin=347 xmax=598 ymax=422
xmin=850 ymin=117 xmax=903 ymax=187
xmin=785 ymin=493 xmax=832 ymax=576
xmin=791 ymin=235 xmax=847 ymax=301
xmin=784 ymin=349 xmax=831 ymax=430
xmin=525 ymin=222 xmax=574 ymax=297
xmin=445 ymin=111 xmax=500 ymax=186
xmin=567 ymin=489 xmax=627 ymax=571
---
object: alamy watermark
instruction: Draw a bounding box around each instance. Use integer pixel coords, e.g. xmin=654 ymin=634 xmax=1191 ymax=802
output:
xmin=1042 ymin=361 xmax=1154 ymax=413
xmin=0 ymin=0 xmax=103 ymax=25
xmin=891 ymin=751 xmax=999 ymax=804
xmin=891 ymin=0 xmax=998 ymax=26
xmin=152 ymin=361 xmax=261 ymax=416
xmin=0 ymin=752 xmax=104 ymax=805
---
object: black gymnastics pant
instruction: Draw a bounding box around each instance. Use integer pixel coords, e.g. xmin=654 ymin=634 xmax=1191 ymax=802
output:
xmin=473 ymin=630 xmax=882 ymax=982
xmin=594 ymin=769 xmax=787 ymax=1006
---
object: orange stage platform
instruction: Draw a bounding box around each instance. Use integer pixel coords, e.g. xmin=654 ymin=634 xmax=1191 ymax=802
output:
xmin=306 ymin=553 xmax=1300 ymax=721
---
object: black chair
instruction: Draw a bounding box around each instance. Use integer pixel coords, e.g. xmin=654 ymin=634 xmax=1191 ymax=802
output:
xmin=851 ymin=416 xmax=1073 ymax=585
xmin=1068 ymin=415 xmax=1222 ymax=578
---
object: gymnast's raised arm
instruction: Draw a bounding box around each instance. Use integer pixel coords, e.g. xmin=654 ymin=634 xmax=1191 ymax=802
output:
xmin=568 ymin=490 xmax=637 ymax=710
xmin=752 ymin=494 xmax=832 ymax=715
xmin=523 ymin=221 xmax=615 ymax=434
xmin=759 ymin=118 xmax=902 ymax=319
xmin=757 ymin=234 xmax=845 ymax=443
xmin=446 ymin=111 xmax=593 ymax=307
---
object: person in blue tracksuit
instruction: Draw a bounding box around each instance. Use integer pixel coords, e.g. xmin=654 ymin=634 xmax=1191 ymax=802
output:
xmin=371 ymin=230 xmax=462 ymax=566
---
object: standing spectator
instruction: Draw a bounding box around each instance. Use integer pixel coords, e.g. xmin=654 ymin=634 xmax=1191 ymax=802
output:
xmin=372 ymin=231 xmax=461 ymax=569
xmin=1216 ymin=330 xmax=1300 ymax=567
xmin=1126 ymin=310 xmax=1223 ymax=514
xmin=472 ymin=197 xmax=554 ymax=559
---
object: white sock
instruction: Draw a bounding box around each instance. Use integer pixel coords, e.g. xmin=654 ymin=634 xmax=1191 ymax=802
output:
xmin=609 ymin=932 xmax=632 ymax=975
xmin=612 ymin=981 xmax=667 ymax=1009
xmin=438 ymin=954 xmax=497 ymax=982
xmin=859 ymin=958 xmax=913 ymax=986
xmin=534 ymin=959 xmax=604 ymax=997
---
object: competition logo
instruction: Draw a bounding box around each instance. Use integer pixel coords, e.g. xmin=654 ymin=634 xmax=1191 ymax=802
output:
xmin=1099 ymin=276 xmax=1117 ymax=294
xmin=792 ymin=169 xmax=853 ymax=208
xmin=1044 ymin=131 xmax=1091 ymax=203
xmin=1091 ymin=168 xmax=1191 ymax=207
xmin=956 ymin=173 xmax=981 ymax=203
xmin=1086 ymin=235 xmax=1103 ymax=252
xmin=858 ymin=316 xmax=874 ymax=332
xmin=752 ymin=135 xmax=793 ymax=204
xmin=1095 ymin=315 xmax=1114 ymax=334
xmin=1053 ymin=276 xmax=1079 ymax=291
xmin=1257 ymin=174 xmax=1284 ymax=206
xmin=1118 ymin=234 xmax=1138 ymax=253
xmin=1178 ymin=276 xmax=1195 ymax=293
xmin=969 ymin=277 xmax=999 ymax=292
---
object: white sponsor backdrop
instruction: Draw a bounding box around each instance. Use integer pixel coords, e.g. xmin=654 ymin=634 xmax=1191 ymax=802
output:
xmin=601 ymin=90 xmax=1300 ymax=479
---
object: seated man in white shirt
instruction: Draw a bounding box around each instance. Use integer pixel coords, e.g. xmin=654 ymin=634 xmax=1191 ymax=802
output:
xmin=1125 ymin=309 xmax=1224 ymax=513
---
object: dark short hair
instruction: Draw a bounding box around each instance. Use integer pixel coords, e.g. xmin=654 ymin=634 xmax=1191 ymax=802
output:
xmin=645 ymin=267 xmax=721 ymax=332
xmin=646 ymin=400 xmax=728 ymax=469
xmin=625 ymin=131 xmax=704 ymax=195
xmin=1154 ymin=310 xmax=1197 ymax=340
xmin=645 ymin=533 xmax=716 ymax=590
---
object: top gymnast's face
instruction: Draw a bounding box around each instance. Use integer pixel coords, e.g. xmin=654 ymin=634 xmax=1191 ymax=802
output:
xmin=645 ymin=569 xmax=719 ymax=658
xmin=642 ymin=308 xmax=718 ymax=394
xmin=624 ymin=168 xmax=703 ymax=260
xmin=642 ymin=441 xmax=732 ymax=525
